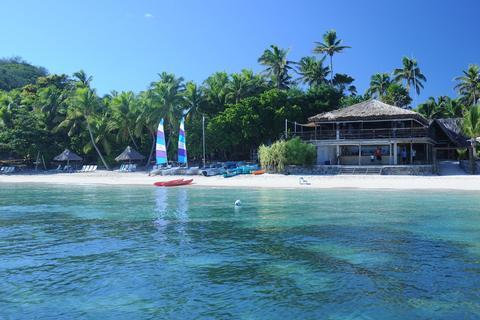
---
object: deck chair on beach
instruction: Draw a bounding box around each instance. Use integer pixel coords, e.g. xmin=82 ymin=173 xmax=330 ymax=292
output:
xmin=299 ymin=177 xmax=311 ymax=185
xmin=119 ymin=164 xmax=125 ymax=172
xmin=91 ymin=165 xmax=97 ymax=172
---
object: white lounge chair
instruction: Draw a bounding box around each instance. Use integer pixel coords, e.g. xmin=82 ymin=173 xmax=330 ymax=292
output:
xmin=92 ymin=165 xmax=97 ymax=172
xmin=299 ymin=177 xmax=311 ymax=185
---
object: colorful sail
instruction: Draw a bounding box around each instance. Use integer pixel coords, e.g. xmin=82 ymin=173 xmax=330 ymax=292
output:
xmin=178 ymin=117 xmax=187 ymax=165
xmin=156 ymin=118 xmax=168 ymax=165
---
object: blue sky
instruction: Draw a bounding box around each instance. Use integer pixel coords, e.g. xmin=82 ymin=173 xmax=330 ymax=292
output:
xmin=1 ymin=0 xmax=478 ymax=105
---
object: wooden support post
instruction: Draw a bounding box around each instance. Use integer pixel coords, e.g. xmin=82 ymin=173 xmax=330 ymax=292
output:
xmin=336 ymin=145 xmax=340 ymax=165
xmin=393 ymin=142 xmax=398 ymax=165
xmin=358 ymin=145 xmax=362 ymax=165
xmin=389 ymin=143 xmax=393 ymax=165
xmin=410 ymin=142 xmax=413 ymax=164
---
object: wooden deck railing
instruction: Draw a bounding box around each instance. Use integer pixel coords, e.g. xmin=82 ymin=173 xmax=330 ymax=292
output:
xmin=293 ymin=127 xmax=430 ymax=141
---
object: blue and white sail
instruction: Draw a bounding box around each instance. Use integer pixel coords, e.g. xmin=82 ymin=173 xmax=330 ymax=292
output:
xmin=156 ymin=119 xmax=168 ymax=165
xmin=177 ymin=117 xmax=187 ymax=165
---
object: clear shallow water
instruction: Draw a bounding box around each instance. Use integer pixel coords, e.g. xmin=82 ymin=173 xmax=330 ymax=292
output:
xmin=1 ymin=184 xmax=480 ymax=319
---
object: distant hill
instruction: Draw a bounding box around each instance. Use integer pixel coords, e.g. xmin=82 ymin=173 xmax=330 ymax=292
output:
xmin=0 ymin=57 xmax=48 ymax=91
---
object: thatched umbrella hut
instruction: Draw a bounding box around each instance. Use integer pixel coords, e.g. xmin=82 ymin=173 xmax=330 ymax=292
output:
xmin=115 ymin=146 xmax=145 ymax=163
xmin=53 ymin=149 xmax=83 ymax=167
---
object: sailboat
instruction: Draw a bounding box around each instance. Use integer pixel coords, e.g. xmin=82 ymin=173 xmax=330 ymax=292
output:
xmin=149 ymin=119 xmax=170 ymax=176
xmin=176 ymin=117 xmax=199 ymax=175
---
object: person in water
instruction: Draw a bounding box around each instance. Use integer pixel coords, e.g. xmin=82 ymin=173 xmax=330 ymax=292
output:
xmin=401 ymin=146 xmax=407 ymax=164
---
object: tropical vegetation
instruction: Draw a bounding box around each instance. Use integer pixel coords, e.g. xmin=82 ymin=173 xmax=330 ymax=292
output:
xmin=258 ymin=138 xmax=316 ymax=173
xmin=0 ymin=31 xmax=478 ymax=168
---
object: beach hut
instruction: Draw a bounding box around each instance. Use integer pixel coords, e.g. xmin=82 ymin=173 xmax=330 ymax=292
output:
xmin=115 ymin=146 xmax=145 ymax=163
xmin=53 ymin=149 xmax=83 ymax=167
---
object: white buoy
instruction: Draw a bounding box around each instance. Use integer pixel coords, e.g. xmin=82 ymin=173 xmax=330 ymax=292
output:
xmin=235 ymin=200 xmax=242 ymax=207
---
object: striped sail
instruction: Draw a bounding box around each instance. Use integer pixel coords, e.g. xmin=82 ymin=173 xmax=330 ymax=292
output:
xmin=177 ymin=117 xmax=187 ymax=165
xmin=156 ymin=119 xmax=168 ymax=165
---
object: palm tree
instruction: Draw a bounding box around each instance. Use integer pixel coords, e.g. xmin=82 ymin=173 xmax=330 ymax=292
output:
xmin=73 ymin=70 xmax=93 ymax=88
xmin=393 ymin=57 xmax=427 ymax=96
xmin=367 ymin=73 xmax=392 ymax=98
xmin=455 ymin=64 xmax=480 ymax=106
xmin=258 ymin=45 xmax=294 ymax=89
xmin=332 ymin=73 xmax=356 ymax=96
xmin=417 ymin=97 xmax=443 ymax=119
xmin=202 ymin=72 xmax=230 ymax=114
xmin=141 ymin=72 xmax=185 ymax=165
xmin=296 ymin=56 xmax=330 ymax=87
xmin=57 ymin=87 xmax=110 ymax=170
xmin=108 ymin=91 xmax=140 ymax=149
xmin=462 ymin=104 xmax=480 ymax=173
xmin=183 ymin=81 xmax=204 ymax=118
xmin=313 ymin=30 xmax=350 ymax=82
xmin=417 ymin=96 xmax=465 ymax=119
xmin=442 ymin=97 xmax=465 ymax=118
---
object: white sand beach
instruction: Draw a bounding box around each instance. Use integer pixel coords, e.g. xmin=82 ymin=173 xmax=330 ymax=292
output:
xmin=1 ymin=171 xmax=480 ymax=191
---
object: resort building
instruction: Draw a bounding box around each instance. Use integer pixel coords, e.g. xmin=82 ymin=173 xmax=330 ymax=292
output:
xmin=294 ymin=99 xmax=468 ymax=174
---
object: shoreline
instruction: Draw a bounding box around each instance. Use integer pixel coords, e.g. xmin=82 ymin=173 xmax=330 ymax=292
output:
xmin=1 ymin=171 xmax=480 ymax=191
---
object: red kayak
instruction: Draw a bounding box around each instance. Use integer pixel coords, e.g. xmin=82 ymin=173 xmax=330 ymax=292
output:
xmin=164 ymin=179 xmax=193 ymax=187
xmin=154 ymin=179 xmax=184 ymax=187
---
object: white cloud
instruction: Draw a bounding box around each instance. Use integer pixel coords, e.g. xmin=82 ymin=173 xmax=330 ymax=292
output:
xmin=144 ymin=13 xmax=154 ymax=19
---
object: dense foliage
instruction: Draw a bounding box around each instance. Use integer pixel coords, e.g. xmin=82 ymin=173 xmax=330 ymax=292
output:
xmin=258 ymin=138 xmax=316 ymax=173
xmin=0 ymin=57 xmax=47 ymax=91
xmin=0 ymin=30 xmax=478 ymax=168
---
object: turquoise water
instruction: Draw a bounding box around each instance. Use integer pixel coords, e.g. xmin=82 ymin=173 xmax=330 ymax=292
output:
xmin=1 ymin=184 xmax=480 ymax=319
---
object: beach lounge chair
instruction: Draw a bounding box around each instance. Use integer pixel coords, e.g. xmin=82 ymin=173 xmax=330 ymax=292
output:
xmin=91 ymin=165 xmax=97 ymax=172
xmin=299 ymin=177 xmax=311 ymax=185
xmin=78 ymin=165 xmax=86 ymax=172
xmin=119 ymin=164 xmax=125 ymax=172
xmin=3 ymin=167 xmax=15 ymax=174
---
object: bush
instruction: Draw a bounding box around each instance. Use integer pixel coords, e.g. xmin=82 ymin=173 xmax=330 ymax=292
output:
xmin=258 ymin=137 xmax=316 ymax=173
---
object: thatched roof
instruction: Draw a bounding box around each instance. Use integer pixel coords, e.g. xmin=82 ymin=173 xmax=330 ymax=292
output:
xmin=433 ymin=118 xmax=469 ymax=148
xmin=115 ymin=146 xmax=145 ymax=162
xmin=54 ymin=149 xmax=83 ymax=161
xmin=308 ymin=99 xmax=428 ymax=124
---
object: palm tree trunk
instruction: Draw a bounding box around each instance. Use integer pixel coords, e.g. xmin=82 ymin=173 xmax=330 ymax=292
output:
xmin=469 ymin=145 xmax=476 ymax=174
xmin=330 ymin=55 xmax=333 ymax=83
xmin=127 ymin=127 xmax=139 ymax=149
xmin=145 ymin=129 xmax=155 ymax=167
xmin=87 ymin=122 xmax=110 ymax=170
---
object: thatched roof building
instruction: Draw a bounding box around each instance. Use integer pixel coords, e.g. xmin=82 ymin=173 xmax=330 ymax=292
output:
xmin=432 ymin=118 xmax=469 ymax=148
xmin=308 ymin=99 xmax=428 ymax=125
xmin=53 ymin=149 xmax=82 ymax=162
xmin=115 ymin=146 xmax=145 ymax=162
